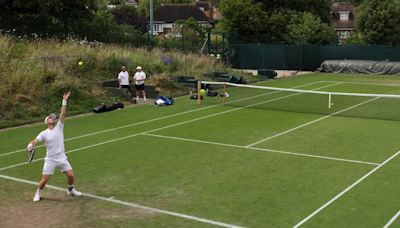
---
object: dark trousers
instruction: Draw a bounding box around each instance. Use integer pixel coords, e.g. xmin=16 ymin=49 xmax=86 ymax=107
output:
xmin=121 ymin=85 xmax=134 ymax=95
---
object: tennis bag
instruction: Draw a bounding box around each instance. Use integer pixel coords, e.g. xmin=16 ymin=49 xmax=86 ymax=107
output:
xmin=93 ymin=102 xmax=124 ymax=113
xmin=155 ymin=96 xmax=174 ymax=106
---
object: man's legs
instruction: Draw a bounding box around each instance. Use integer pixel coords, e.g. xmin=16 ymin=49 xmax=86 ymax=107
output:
xmin=33 ymin=175 xmax=50 ymax=202
xmin=65 ymin=169 xmax=82 ymax=196
xmin=142 ymin=89 xmax=147 ymax=101
xmin=65 ymin=169 xmax=74 ymax=186
xmin=136 ymin=90 xmax=140 ymax=101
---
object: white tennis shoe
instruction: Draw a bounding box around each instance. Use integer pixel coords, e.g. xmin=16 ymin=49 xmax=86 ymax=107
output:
xmin=33 ymin=191 xmax=41 ymax=202
xmin=68 ymin=188 xmax=82 ymax=197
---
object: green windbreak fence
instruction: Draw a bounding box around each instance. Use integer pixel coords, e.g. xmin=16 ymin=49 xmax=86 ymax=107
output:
xmin=233 ymin=44 xmax=400 ymax=71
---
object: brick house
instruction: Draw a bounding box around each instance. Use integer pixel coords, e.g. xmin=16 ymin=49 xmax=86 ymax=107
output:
xmin=331 ymin=2 xmax=356 ymax=43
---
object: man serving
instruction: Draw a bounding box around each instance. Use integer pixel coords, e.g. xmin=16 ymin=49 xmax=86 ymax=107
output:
xmin=27 ymin=91 xmax=82 ymax=202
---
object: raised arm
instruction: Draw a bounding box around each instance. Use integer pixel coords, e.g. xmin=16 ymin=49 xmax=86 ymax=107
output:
xmin=60 ymin=91 xmax=71 ymax=124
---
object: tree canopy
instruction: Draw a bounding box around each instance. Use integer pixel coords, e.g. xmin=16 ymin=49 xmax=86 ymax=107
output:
xmin=0 ymin=0 xmax=97 ymax=38
xmin=219 ymin=0 xmax=335 ymax=44
xmin=357 ymin=0 xmax=400 ymax=45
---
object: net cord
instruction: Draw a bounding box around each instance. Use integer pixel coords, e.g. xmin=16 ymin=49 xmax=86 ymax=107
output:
xmin=201 ymin=81 xmax=400 ymax=99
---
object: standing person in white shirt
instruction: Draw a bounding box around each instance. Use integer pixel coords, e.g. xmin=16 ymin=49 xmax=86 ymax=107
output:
xmin=133 ymin=66 xmax=146 ymax=102
xmin=118 ymin=66 xmax=134 ymax=99
xmin=27 ymin=92 xmax=82 ymax=202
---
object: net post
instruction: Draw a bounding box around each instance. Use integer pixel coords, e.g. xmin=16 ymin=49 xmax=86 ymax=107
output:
xmin=197 ymin=80 xmax=201 ymax=105
xmin=328 ymin=93 xmax=332 ymax=109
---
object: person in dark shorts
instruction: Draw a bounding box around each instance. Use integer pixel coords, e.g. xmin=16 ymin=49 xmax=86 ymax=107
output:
xmin=118 ymin=66 xmax=134 ymax=99
xmin=133 ymin=66 xmax=146 ymax=102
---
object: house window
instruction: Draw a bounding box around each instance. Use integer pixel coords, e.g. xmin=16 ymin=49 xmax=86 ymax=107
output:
xmin=339 ymin=11 xmax=350 ymax=21
xmin=154 ymin=24 xmax=161 ymax=32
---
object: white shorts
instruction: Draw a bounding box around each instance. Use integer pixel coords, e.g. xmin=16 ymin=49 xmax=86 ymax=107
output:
xmin=42 ymin=158 xmax=72 ymax=175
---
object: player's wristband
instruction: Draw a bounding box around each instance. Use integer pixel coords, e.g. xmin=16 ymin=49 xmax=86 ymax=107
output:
xmin=62 ymin=99 xmax=67 ymax=106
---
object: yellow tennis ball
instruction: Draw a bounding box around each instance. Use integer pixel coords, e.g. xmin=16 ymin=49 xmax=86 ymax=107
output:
xmin=78 ymin=61 xmax=83 ymax=66
xmin=200 ymin=89 xmax=206 ymax=95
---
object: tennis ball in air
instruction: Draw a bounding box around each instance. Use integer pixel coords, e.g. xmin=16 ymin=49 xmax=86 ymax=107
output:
xmin=200 ymin=89 xmax=206 ymax=95
xmin=78 ymin=61 xmax=83 ymax=66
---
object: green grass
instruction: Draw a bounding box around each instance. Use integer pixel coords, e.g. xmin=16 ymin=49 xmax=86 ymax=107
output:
xmin=2 ymin=73 xmax=400 ymax=227
xmin=0 ymin=35 xmax=239 ymax=128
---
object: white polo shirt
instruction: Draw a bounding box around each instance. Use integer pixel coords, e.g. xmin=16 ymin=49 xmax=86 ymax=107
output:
xmin=134 ymin=71 xmax=146 ymax=85
xmin=118 ymin=71 xmax=130 ymax=85
xmin=36 ymin=121 xmax=67 ymax=161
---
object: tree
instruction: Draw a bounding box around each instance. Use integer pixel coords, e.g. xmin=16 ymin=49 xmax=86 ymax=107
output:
xmin=357 ymin=0 xmax=400 ymax=45
xmin=286 ymin=12 xmax=337 ymax=45
xmin=0 ymin=0 xmax=97 ymax=38
xmin=218 ymin=0 xmax=334 ymax=43
xmin=255 ymin=0 xmax=332 ymax=23
xmin=137 ymin=0 xmax=160 ymax=15
xmin=111 ymin=5 xmax=147 ymax=32
xmin=219 ymin=0 xmax=268 ymax=42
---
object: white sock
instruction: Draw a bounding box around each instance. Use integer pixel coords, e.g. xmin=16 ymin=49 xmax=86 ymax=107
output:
xmin=136 ymin=96 xmax=139 ymax=101
xmin=143 ymin=96 xmax=146 ymax=101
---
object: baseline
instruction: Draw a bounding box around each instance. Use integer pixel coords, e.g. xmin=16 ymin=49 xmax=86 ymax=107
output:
xmin=0 ymin=174 xmax=243 ymax=228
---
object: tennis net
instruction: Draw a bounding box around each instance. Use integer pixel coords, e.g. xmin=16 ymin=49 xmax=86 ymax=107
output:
xmin=198 ymin=81 xmax=400 ymax=121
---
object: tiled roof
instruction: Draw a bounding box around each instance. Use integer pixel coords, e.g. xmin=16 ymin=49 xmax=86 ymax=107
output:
xmin=154 ymin=4 xmax=210 ymax=22
xmin=331 ymin=2 xmax=355 ymax=12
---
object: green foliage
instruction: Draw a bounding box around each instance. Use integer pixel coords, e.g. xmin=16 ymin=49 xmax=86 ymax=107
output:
xmin=156 ymin=18 xmax=208 ymax=53
xmin=0 ymin=35 xmax=227 ymax=128
xmin=82 ymin=11 xmax=146 ymax=45
xmin=137 ymin=0 xmax=161 ymax=15
xmin=219 ymin=0 xmax=333 ymax=43
xmin=219 ymin=0 xmax=268 ymax=42
xmin=255 ymin=0 xmax=332 ymax=23
xmin=0 ymin=0 xmax=98 ymax=38
xmin=357 ymin=0 xmax=400 ymax=45
xmin=345 ymin=32 xmax=366 ymax=45
xmin=109 ymin=0 xmax=124 ymax=4
xmin=286 ymin=12 xmax=337 ymax=45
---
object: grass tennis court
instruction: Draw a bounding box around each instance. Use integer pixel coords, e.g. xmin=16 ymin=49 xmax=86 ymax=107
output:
xmin=2 ymin=73 xmax=400 ymax=227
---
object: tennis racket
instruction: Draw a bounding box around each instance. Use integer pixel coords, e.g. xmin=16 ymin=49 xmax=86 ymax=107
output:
xmin=28 ymin=148 xmax=35 ymax=162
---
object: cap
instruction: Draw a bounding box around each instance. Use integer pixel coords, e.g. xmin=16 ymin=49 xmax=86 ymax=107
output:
xmin=44 ymin=113 xmax=57 ymax=124
xmin=136 ymin=66 xmax=142 ymax=70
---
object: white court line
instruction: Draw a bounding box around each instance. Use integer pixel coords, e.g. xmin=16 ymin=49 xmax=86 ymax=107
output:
xmin=384 ymin=210 xmax=400 ymax=228
xmin=293 ymin=149 xmax=400 ymax=228
xmin=1 ymin=81 xmax=325 ymax=158
xmin=321 ymin=80 xmax=400 ymax=87
xmin=0 ymin=82 xmax=341 ymax=171
xmin=246 ymin=97 xmax=379 ymax=147
xmin=142 ymin=133 xmax=379 ymax=166
xmin=0 ymin=174 xmax=243 ymax=228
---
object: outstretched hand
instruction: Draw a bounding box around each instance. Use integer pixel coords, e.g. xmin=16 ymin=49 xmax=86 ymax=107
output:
xmin=63 ymin=91 xmax=71 ymax=100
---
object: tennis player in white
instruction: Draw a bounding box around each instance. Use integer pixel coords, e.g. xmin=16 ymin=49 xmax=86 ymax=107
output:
xmin=27 ymin=92 xmax=82 ymax=202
